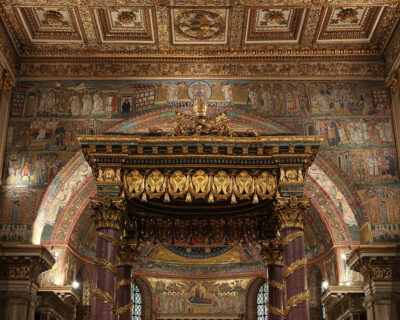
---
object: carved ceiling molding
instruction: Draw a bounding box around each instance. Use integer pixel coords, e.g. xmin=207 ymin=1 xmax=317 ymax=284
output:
xmin=2 ymin=0 xmax=399 ymax=6
xmin=384 ymin=22 xmax=400 ymax=75
xmin=0 ymin=1 xmax=398 ymax=62
xmin=0 ymin=17 xmax=17 ymax=78
xmin=15 ymin=59 xmax=386 ymax=79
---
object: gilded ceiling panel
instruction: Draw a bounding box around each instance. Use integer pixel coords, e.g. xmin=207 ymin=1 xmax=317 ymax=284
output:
xmin=92 ymin=7 xmax=156 ymax=43
xmin=244 ymin=7 xmax=305 ymax=43
xmin=14 ymin=6 xmax=84 ymax=42
xmin=0 ymin=1 xmax=398 ymax=63
xmin=171 ymin=8 xmax=230 ymax=44
xmin=317 ymin=6 xmax=383 ymax=42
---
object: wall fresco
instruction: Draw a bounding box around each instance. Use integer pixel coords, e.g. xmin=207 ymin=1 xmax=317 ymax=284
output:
xmin=2 ymin=79 xmax=398 ymax=248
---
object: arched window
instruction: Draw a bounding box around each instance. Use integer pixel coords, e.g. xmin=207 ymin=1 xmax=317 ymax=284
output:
xmin=256 ymin=282 xmax=268 ymax=320
xmin=131 ymin=282 xmax=142 ymax=320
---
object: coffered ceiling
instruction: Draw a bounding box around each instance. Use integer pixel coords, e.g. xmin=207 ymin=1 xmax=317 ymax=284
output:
xmin=0 ymin=0 xmax=399 ymax=63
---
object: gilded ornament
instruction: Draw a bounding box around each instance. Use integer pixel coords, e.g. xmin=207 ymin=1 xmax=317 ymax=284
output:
xmin=124 ymin=170 xmax=144 ymax=198
xmin=42 ymin=10 xmax=63 ymax=25
xmin=283 ymin=258 xmax=307 ymax=278
xmin=92 ymin=288 xmax=116 ymax=312
xmin=284 ymin=290 xmax=310 ymax=316
xmin=91 ymin=197 xmax=126 ymax=230
xmin=212 ymin=170 xmax=232 ymax=201
xmin=274 ymin=196 xmax=310 ymax=229
xmin=260 ymin=238 xmax=283 ymax=265
xmin=146 ymin=170 xmax=166 ymax=198
xmin=256 ymin=171 xmax=277 ymax=200
xmin=117 ymin=11 xmax=137 ymax=25
xmin=336 ymin=8 xmax=359 ymax=24
xmin=282 ymin=231 xmax=303 ymax=246
xmin=190 ymin=170 xmax=210 ymax=196
xmin=168 ymin=170 xmax=189 ymax=199
xmin=233 ymin=170 xmax=254 ymax=200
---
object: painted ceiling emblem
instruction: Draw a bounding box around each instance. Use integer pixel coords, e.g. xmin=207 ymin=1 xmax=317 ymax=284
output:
xmin=332 ymin=8 xmax=361 ymax=24
xmin=261 ymin=10 xmax=287 ymax=26
xmin=176 ymin=10 xmax=225 ymax=40
xmin=42 ymin=10 xmax=63 ymax=25
xmin=117 ymin=10 xmax=137 ymax=25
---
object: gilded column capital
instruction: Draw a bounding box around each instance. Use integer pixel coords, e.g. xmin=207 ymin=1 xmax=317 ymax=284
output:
xmin=260 ymin=238 xmax=283 ymax=265
xmin=117 ymin=240 xmax=141 ymax=267
xmin=274 ymin=196 xmax=309 ymax=229
xmin=91 ymin=197 xmax=126 ymax=230
xmin=347 ymin=245 xmax=400 ymax=283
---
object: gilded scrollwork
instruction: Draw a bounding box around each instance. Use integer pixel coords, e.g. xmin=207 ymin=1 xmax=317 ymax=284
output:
xmin=124 ymin=168 xmax=277 ymax=205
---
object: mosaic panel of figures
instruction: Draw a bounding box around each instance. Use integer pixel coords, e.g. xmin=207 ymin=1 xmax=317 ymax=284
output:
xmin=1 ymin=79 xmax=399 ymax=245
xmin=147 ymin=277 xmax=251 ymax=314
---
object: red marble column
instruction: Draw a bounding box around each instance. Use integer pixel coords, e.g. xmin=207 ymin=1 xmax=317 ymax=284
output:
xmin=267 ymin=264 xmax=284 ymax=320
xmin=91 ymin=227 xmax=119 ymax=320
xmin=116 ymin=265 xmax=132 ymax=320
xmin=90 ymin=198 xmax=125 ymax=320
xmin=282 ymin=226 xmax=309 ymax=320
xmin=275 ymin=196 xmax=310 ymax=320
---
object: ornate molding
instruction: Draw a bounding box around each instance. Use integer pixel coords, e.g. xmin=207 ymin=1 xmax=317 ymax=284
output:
xmin=347 ymin=245 xmax=400 ymax=282
xmin=90 ymin=197 xmax=126 ymax=230
xmin=16 ymin=60 xmax=386 ymax=80
xmin=0 ymin=244 xmax=54 ymax=282
xmin=274 ymin=196 xmax=310 ymax=229
xmin=124 ymin=168 xmax=277 ymax=205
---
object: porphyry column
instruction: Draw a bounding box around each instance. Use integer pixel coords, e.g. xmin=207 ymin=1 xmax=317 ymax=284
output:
xmin=115 ymin=241 xmax=140 ymax=320
xmin=260 ymin=238 xmax=284 ymax=320
xmin=90 ymin=197 xmax=125 ymax=320
xmin=275 ymin=196 xmax=310 ymax=320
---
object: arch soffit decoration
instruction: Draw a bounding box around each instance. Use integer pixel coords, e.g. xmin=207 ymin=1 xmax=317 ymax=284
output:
xmin=34 ymin=107 xmax=363 ymax=250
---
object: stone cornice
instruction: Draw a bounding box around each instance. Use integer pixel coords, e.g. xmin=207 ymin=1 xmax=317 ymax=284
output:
xmin=347 ymin=245 xmax=400 ymax=282
xmin=0 ymin=243 xmax=55 ymax=282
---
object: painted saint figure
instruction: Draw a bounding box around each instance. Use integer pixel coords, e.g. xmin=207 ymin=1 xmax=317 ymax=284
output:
xmin=82 ymin=91 xmax=92 ymax=116
xmin=167 ymin=82 xmax=179 ymax=103
xmin=69 ymin=92 xmax=80 ymax=116
xmin=221 ymin=82 xmax=233 ymax=104
xmin=92 ymin=90 xmax=104 ymax=114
